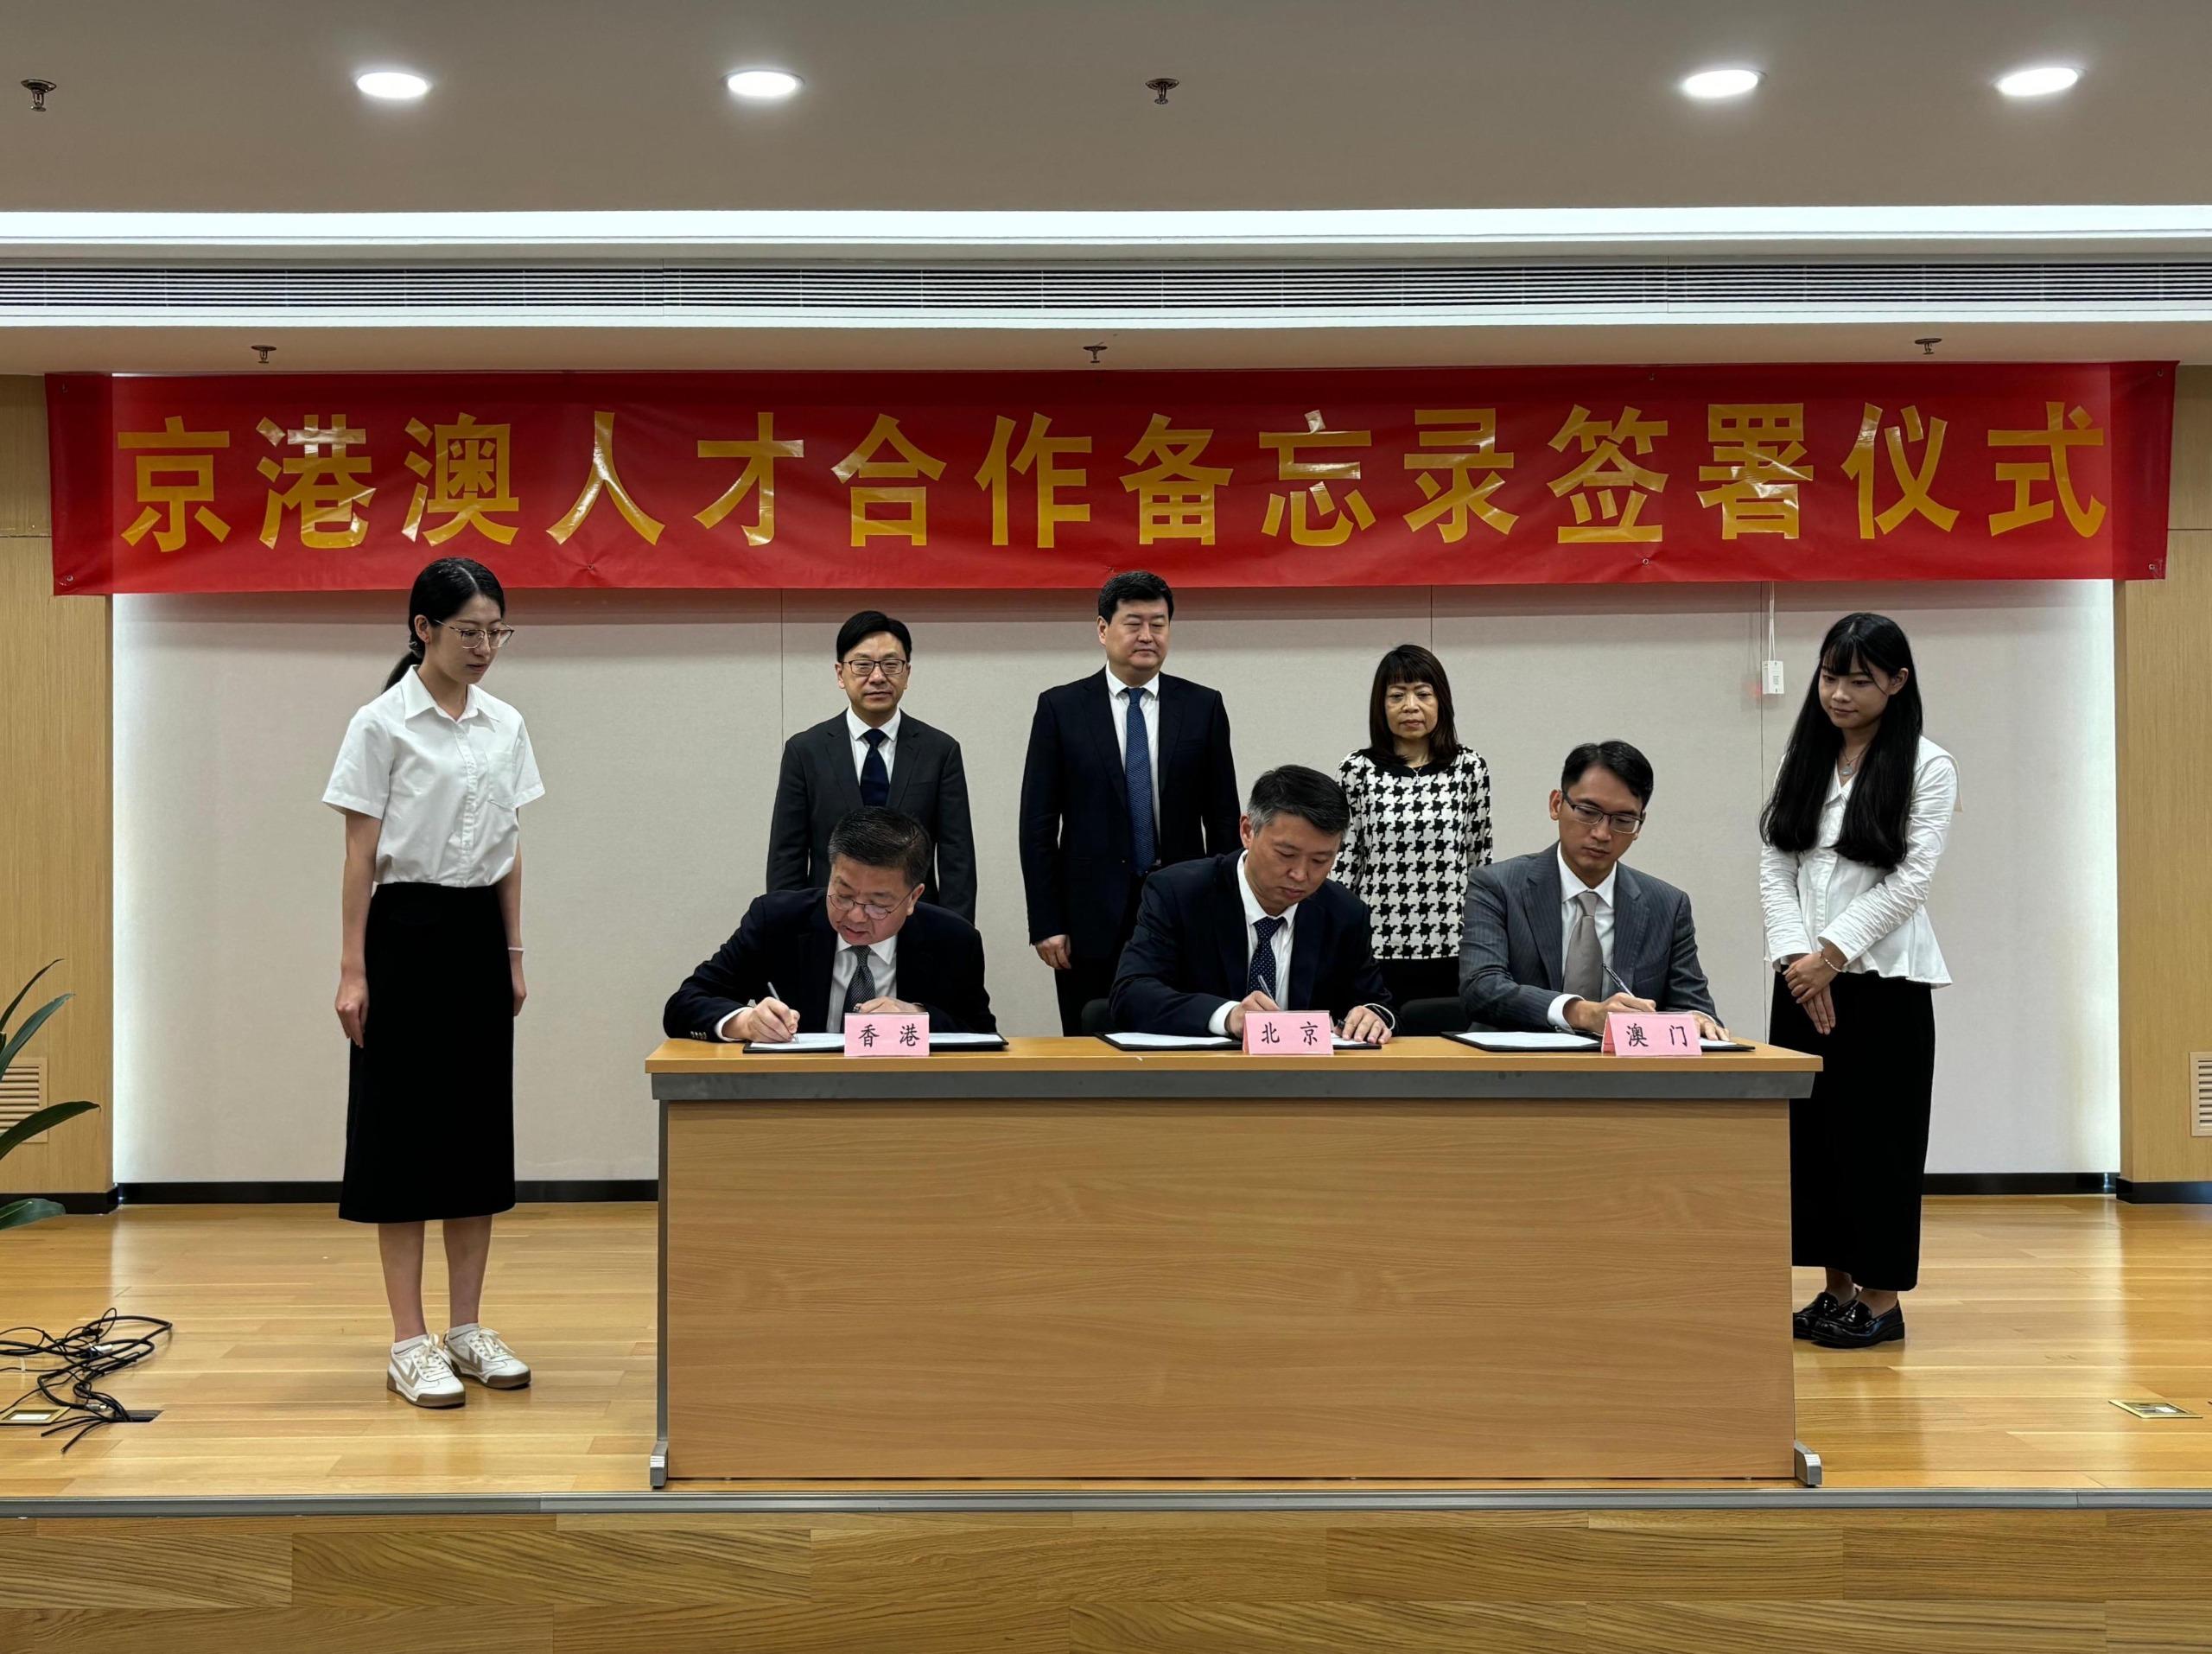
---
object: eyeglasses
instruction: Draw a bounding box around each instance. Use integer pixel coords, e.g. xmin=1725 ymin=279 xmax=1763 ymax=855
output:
xmin=842 ymin=658 xmax=909 ymax=680
xmin=827 ymin=888 xmax=909 ymax=921
xmin=1562 ymin=795 xmax=1645 ymax=837
xmin=434 ymin=621 xmax=517 ymax=652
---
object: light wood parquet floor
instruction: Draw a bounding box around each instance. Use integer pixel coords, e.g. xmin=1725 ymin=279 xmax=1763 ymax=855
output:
xmin=4 ymin=1197 xmax=2212 ymax=1498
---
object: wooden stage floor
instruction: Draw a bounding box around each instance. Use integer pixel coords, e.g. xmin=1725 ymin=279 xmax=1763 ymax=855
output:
xmin=6 ymin=1196 xmax=2212 ymax=1500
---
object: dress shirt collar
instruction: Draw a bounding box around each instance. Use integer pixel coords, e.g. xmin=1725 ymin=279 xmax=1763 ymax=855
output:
xmin=398 ymin=666 xmax=486 ymax=726
xmin=1103 ymin=664 xmax=1158 ymax=701
xmin=1556 ymin=846 xmax=1618 ymax=911
xmin=1236 ymin=852 xmax=1299 ymax=938
xmin=845 ymin=707 xmax=903 ymax=746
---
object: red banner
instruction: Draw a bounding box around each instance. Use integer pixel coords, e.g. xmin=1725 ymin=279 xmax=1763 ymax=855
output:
xmin=46 ymin=364 xmax=2173 ymax=594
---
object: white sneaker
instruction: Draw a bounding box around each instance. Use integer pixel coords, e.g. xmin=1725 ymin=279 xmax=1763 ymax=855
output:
xmin=443 ymin=1323 xmax=531 ymax=1390
xmin=387 ymin=1334 xmax=465 ymax=1409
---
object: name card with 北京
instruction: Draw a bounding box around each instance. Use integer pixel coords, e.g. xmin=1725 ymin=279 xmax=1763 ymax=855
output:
xmin=1242 ymin=1010 xmax=1334 ymax=1057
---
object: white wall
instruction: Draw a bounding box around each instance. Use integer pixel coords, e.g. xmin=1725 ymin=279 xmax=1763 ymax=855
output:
xmin=112 ymin=579 xmax=2117 ymax=1183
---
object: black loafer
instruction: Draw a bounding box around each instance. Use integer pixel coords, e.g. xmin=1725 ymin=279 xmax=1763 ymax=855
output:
xmin=1792 ymin=1291 xmax=1851 ymax=1340
xmin=1810 ymin=1299 xmax=1905 ymax=1349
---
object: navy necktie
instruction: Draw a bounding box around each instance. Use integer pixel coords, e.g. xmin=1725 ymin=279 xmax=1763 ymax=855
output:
xmin=1124 ymin=690 xmax=1155 ymax=870
xmin=1249 ymin=915 xmax=1284 ymax=999
xmin=860 ymin=727 xmax=890 ymax=807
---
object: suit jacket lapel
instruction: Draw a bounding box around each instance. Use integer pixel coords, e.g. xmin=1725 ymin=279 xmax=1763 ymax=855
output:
xmin=1611 ymin=864 xmax=1650 ymax=996
xmin=1155 ymin=676 xmax=1185 ymax=794
xmin=1526 ymin=853 xmax=1566 ymax=989
xmin=802 ymin=906 xmax=841 ymax=1032
xmin=1088 ymin=677 xmax=1132 ymax=822
xmin=1213 ymin=857 xmax=1249 ymax=996
xmin=823 ymin=718 xmax=865 ymax=818
xmin=1286 ymin=899 xmax=1323 ymax=1010
xmin=887 ymin=717 xmax=922 ymax=813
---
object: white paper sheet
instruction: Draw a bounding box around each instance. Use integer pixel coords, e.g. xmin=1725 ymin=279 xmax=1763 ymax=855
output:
xmin=745 ymin=1031 xmax=1007 ymax=1052
xmin=1098 ymin=1032 xmax=1236 ymax=1050
xmin=1447 ymin=1031 xmax=1599 ymax=1051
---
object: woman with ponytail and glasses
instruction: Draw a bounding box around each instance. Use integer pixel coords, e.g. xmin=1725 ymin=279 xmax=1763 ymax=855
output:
xmin=1760 ymin=613 xmax=1957 ymax=1351
xmin=323 ymin=558 xmax=543 ymax=1409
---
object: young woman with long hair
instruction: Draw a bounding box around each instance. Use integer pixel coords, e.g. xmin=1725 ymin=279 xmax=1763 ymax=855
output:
xmin=1760 ymin=613 xmax=1958 ymax=1351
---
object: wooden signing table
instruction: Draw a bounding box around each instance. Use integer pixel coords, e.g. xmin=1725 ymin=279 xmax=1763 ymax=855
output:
xmin=646 ymin=1035 xmax=1821 ymax=1486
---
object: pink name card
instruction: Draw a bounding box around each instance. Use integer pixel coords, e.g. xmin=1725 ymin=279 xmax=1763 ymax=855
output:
xmin=1602 ymin=1012 xmax=1702 ymax=1058
xmin=843 ymin=1012 xmax=931 ymax=1057
xmin=1242 ymin=1010 xmax=1334 ymax=1056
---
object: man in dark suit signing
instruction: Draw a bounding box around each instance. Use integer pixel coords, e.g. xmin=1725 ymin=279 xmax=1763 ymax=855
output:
xmin=1458 ymin=740 xmax=1728 ymax=1040
xmin=1020 ymin=570 xmax=1241 ymax=1035
xmin=767 ymin=609 xmax=977 ymax=921
xmin=1112 ymin=765 xmax=1395 ymax=1043
xmin=666 ymin=807 xmax=995 ymax=1041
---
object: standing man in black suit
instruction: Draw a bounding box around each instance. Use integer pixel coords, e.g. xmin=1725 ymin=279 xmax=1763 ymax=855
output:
xmin=1110 ymin=766 xmax=1395 ymax=1041
xmin=666 ymin=807 xmax=995 ymax=1041
xmin=1019 ymin=570 xmax=1241 ymax=1034
xmin=766 ymin=610 xmax=977 ymax=922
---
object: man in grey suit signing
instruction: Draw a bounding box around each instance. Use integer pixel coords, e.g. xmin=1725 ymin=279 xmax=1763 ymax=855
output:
xmin=766 ymin=610 xmax=978 ymax=922
xmin=1459 ymin=739 xmax=1728 ymax=1040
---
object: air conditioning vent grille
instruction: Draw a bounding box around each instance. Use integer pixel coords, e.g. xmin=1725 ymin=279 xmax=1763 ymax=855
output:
xmin=0 ymin=260 xmax=2209 ymax=318
xmin=0 ymin=1059 xmax=48 ymax=1144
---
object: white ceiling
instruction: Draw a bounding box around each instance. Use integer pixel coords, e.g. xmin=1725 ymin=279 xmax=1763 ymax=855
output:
xmin=3 ymin=0 xmax=2205 ymax=213
xmin=7 ymin=2 xmax=2212 ymax=370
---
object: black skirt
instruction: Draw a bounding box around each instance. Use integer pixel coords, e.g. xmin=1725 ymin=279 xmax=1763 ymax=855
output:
xmin=341 ymin=882 xmax=516 ymax=1224
xmin=1771 ymin=970 xmax=1937 ymax=1292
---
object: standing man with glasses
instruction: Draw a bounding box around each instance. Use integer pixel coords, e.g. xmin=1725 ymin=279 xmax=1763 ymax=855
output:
xmin=767 ymin=610 xmax=977 ymax=922
xmin=666 ymin=806 xmax=995 ymax=1042
xmin=1020 ymin=571 xmax=1241 ymax=1035
xmin=1457 ymin=739 xmax=1727 ymax=1039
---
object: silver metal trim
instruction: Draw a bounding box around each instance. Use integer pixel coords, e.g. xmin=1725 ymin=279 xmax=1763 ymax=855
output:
xmin=655 ymin=1094 xmax=669 ymax=1486
xmin=1794 ymin=1441 xmax=1823 ymax=1488
xmin=652 ymin=1070 xmax=1814 ymax=1103
xmin=12 ymin=1486 xmax=2212 ymax=1517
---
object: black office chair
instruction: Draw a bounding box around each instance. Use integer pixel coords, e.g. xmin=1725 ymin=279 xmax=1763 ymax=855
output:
xmin=1393 ymin=996 xmax=1467 ymax=1037
xmin=1078 ymin=997 xmax=1116 ymax=1036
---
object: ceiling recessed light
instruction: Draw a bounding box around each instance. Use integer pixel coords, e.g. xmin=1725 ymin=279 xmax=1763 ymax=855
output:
xmin=726 ymin=68 xmax=803 ymax=101
xmin=356 ymin=70 xmax=430 ymax=101
xmin=1996 ymin=65 xmax=2080 ymax=98
xmin=1681 ymin=67 xmax=1761 ymax=100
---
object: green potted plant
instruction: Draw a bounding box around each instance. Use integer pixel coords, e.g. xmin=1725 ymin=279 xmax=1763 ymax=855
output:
xmin=1 ymin=961 xmax=100 ymax=1230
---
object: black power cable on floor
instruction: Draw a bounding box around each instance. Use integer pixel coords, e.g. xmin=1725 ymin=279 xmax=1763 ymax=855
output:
xmin=0 ymin=1309 xmax=173 ymax=1450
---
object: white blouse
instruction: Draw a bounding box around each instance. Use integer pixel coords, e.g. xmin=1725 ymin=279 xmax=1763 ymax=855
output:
xmin=1759 ymin=736 xmax=1956 ymax=986
xmin=323 ymin=670 xmax=544 ymax=887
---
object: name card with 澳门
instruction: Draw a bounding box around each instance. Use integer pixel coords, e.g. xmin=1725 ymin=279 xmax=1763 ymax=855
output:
xmin=1242 ymin=1010 xmax=1335 ymax=1056
xmin=843 ymin=1012 xmax=931 ymax=1058
xmin=1602 ymin=1011 xmax=1702 ymax=1058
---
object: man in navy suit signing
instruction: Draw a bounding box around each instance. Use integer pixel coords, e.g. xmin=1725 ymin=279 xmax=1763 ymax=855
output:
xmin=1020 ymin=570 xmax=1241 ymax=1034
xmin=664 ymin=807 xmax=995 ymax=1042
xmin=1111 ymin=766 xmax=1395 ymax=1043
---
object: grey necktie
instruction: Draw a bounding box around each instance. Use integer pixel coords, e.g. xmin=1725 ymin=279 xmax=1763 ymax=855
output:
xmin=1564 ymin=889 xmax=1605 ymax=1002
xmin=841 ymin=945 xmax=877 ymax=1017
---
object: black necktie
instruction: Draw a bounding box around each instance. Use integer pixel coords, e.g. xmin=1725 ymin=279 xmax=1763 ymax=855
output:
xmin=842 ymin=945 xmax=876 ymax=1016
xmin=860 ymin=728 xmax=889 ymax=807
xmin=1249 ymin=915 xmax=1284 ymax=999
